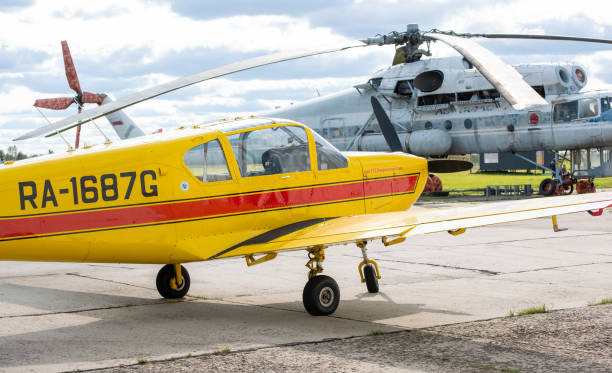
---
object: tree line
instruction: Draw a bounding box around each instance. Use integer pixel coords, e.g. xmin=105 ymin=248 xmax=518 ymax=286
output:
xmin=0 ymin=145 xmax=38 ymax=162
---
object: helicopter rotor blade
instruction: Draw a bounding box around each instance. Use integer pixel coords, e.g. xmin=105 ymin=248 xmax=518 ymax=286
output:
xmin=424 ymin=32 xmax=548 ymax=111
xmin=370 ymin=96 xmax=403 ymax=152
xmin=15 ymin=41 xmax=367 ymax=140
xmin=449 ymin=32 xmax=612 ymax=45
xmin=61 ymin=40 xmax=82 ymax=94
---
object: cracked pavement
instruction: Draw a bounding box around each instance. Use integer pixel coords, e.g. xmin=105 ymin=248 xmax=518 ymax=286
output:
xmin=0 ymin=203 xmax=610 ymax=372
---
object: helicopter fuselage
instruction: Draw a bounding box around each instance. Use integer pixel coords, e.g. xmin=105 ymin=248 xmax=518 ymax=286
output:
xmin=267 ymin=57 xmax=612 ymax=159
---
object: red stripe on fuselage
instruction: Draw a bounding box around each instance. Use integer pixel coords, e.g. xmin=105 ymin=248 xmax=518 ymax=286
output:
xmin=0 ymin=175 xmax=418 ymax=239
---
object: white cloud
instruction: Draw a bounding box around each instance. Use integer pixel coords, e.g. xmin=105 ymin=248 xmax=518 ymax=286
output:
xmin=440 ymin=0 xmax=611 ymax=32
xmin=0 ymin=0 xmax=351 ymax=62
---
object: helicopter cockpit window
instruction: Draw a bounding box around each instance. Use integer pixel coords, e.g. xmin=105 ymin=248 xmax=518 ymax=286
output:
xmin=311 ymin=130 xmax=348 ymax=170
xmin=227 ymin=125 xmax=311 ymax=177
xmin=553 ymin=101 xmax=578 ymax=123
xmin=184 ymin=139 xmax=232 ymax=182
xmin=602 ymin=97 xmax=611 ymax=113
xmin=553 ymin=98 xmax=599 ymax=123
xmin=578 ymin=98 xmax=598 ymax=119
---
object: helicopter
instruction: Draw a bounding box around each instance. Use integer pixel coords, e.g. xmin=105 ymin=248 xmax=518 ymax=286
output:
xmin=264 ymin=25 xmax=612 ymax=194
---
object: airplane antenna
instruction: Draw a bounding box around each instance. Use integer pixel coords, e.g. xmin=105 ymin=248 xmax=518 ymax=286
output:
xmin=75 ymin=102 xmax=112 ymax=144
xmin=34 ymin=106 xmax=74 ymax=150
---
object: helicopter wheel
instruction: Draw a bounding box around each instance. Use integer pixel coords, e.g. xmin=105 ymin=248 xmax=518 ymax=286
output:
xmin=303 ymin=275 xmax=340 ymax=316
xmin=156 ymin=264 xmax=190 ymax=299
xmin=538 ymin=178 xmax=557 ymax=196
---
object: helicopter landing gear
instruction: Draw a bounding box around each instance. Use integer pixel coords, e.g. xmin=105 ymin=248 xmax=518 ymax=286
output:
xmin=357 ymin=241 xmax=381 ymax=293
xmin=303 ymin=246 xmax=340 ymax=316
xmin=538 ymin=178 xmax=557 ymax=196
xmin=156 ymin=264 xmax=190 ymax=299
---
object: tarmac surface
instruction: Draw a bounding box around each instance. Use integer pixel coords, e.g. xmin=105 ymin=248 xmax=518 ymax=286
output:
xmin=1 ymin=198 xmax=611 ymax=372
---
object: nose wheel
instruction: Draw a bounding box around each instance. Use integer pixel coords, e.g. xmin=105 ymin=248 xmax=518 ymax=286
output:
xmin=357 ymin=241 xmax=381 ymax=293
xmin=156 ymin=264 xmax=190 ymax=299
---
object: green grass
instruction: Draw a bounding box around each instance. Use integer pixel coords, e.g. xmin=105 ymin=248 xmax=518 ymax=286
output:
xmin=508 ymin=304 xmax=548 ymax=317
xmin=212 ymin=348 xmax=231 ymax=356
xmin=438 ymin=171 xmax=612 ymax=191
xmin=588 ymin=297 xmax=612 ymax=306
xmin=367 ymin=329 xmax=387 ymax=336
xmin=137 ymin=359 xmax=148 ymax=365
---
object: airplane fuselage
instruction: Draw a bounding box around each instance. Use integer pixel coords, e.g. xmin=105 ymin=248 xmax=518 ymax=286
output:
xmin=0 ymin=118 xmax=427 ymax=264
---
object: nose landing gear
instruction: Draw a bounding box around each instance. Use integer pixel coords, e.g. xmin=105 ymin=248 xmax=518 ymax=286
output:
xmin=357 ymin=241 xmax=381 ymax=293
xmin=156 ymin=264 xmax=190 ymax=299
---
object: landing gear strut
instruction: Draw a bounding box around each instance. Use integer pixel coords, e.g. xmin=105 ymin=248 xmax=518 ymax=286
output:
xmin=357 ymin=241 xmax=381 ymax=293
xmin=156 ymin=264 xmax=190 ymax=299
xmin=302 ymin=246 xmax=340 ymax=316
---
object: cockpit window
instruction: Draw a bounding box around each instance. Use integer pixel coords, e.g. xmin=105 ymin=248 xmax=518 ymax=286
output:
xmin=553 ymin=101 xmax=578 ymax=122
xmin=227 ymin=125 xmax=311 ymax=177
xmin=311 ymin=130 xmax=348 ymax=170
xmin=553 ymin=98 xmax=599 ymax=123
xmin=578 ymin=98 xmax=598 ymax=119
xmin=601 ymin=97 xmax=611 ymax=113
xmin=184 ymin=139 xmax=232 ymax=182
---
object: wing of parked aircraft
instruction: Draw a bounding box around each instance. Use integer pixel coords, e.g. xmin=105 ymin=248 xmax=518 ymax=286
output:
xmin=206 ymin=192 xmax=612 ymax=259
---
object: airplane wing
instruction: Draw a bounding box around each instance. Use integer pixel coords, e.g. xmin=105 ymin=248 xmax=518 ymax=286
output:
xmin=209 ymin=192 xmax=612 ymax=259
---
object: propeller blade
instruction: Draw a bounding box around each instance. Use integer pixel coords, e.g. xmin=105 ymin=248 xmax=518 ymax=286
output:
xmin=15 ymin=41 xmax=367 ymax=140
xmin=370 ymin=96 xmax=403 ymax=152
xmin=427 ymin=159 xmax=473 ymax=173
xmin=62 ymin=40 xmax=82 ymax=94
xmin=424 ymin=32 xmax=548 ymax=111
xmin=33 ymin=97 xmax=75 ymax=110
xmin=81 ymin=92 xmax=104 ymax=104
xmin=455 ymin=32 xmax=612 ymax=45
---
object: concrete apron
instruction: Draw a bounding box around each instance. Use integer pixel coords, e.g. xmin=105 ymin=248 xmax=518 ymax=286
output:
xmin=0 ymin=207 xmax=610 ymax=372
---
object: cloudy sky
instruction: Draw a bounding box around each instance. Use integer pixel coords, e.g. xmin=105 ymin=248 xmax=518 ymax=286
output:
xmin=1 ymin=0 xmax=611 ymax=154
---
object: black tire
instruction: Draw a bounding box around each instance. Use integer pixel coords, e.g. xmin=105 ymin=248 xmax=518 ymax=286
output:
xmin=302 ymin=275 xmax=340 ymax=316
xmin=156 ymin=264 xmax=190 ymax=299
xmin=363 ymin=264 xmax=379 ymax=293
xmin=539 ymin=178 xmax=556 ymax=196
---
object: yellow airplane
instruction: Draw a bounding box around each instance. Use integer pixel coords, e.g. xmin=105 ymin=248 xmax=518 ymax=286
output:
xmin=2 ymin=116 xmax=612 ymax=315
xmin=5 ymin=41 xmax=612 ymax=316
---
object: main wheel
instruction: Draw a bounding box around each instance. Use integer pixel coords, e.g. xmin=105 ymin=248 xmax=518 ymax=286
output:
xmin=539 ymin=178 xmax=556 ymax=196
xmin=156 ymin=264 xmax=190 ymax=299
xmin=363 ymin=264 xmax=379 ymax=293
xmin=302 ymin=275 xmax=340 ymax=316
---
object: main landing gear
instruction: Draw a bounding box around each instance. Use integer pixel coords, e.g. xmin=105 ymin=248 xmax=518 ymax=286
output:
xmin=303 ymin=246 xmax=340 ymax=316
xmin=156 ymin=264 xmax=190 ymax=299
xmin=301 ymin=242 xmax=382 ymax=316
